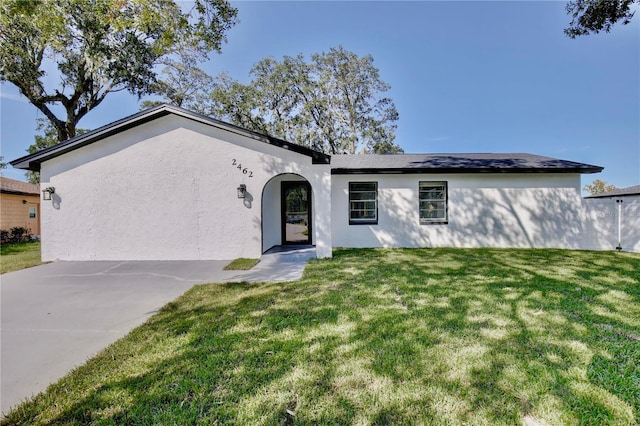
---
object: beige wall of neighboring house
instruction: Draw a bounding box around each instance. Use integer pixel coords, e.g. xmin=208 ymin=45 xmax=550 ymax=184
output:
xmin=0 ymin=177 xmax=41 ymax=236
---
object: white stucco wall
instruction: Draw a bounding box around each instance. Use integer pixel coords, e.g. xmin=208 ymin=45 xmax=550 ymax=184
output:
xmin=39 ymin=114 xmax=331 ymax=261
xmin=331 ymin=173 xmax=587 ymax=249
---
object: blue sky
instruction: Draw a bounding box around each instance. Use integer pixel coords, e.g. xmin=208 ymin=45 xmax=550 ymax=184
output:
xmin=1 ymin=1 xmax=638 ymax=190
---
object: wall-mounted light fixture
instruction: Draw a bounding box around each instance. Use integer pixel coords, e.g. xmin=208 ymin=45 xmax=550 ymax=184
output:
xmin=42 ymin=187 xmax=55 ymax=201
xmin=237 ymin=184 xmax=247 ymax=199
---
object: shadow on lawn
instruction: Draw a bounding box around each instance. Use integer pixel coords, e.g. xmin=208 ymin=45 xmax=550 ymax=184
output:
xmin=6 ymin=249 xmax=639 ymax=425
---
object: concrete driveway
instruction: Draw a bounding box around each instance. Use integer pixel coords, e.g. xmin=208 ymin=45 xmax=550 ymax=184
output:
xmin=1 ymin=248 xmax=314 ymax=415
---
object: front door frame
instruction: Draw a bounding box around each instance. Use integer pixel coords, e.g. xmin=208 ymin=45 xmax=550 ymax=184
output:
xmin=281 ymin=181 xmax=312 ymax=245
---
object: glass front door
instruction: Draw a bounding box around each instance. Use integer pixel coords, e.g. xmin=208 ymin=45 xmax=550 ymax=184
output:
xmin=281 ymin=182 xmax=311 ymax=245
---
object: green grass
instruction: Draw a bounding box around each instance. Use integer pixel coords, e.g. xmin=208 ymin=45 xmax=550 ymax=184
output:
xmin=223 ymin=258 xmax=260 ymax=270
xmin=0 ymin=241 xmax=42 ymax=274
xmin=3 ymin=248 xmax=640 ymax=425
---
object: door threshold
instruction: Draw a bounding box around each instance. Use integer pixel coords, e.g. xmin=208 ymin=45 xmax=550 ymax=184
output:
xmin=264 ymin=245 xmax=314 ymax=254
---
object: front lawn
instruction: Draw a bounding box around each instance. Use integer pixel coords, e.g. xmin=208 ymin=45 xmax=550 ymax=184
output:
xmin=0 ymin=241 xmax=41 ymax=274
xmin=223 ymin=258 xmax=260 ymax=270
xmin=4 ymin=248 xmax=639 ymax=425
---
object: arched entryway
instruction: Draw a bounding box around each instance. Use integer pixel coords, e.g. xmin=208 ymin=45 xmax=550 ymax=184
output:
xmin=262 ymin=173 xmax=313 ymax=253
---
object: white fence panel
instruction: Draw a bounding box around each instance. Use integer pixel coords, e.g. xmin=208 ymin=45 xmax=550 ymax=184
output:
xmin=581 ymin=199 xmax=640 ymax=252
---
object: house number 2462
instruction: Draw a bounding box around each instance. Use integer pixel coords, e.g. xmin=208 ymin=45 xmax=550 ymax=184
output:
xmin=231 ymin=159 xmax=254 ymax=177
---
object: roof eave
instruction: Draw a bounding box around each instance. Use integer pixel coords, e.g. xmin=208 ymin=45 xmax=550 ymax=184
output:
xmin=10 ymin=106 xmax=173 ymax=171
xmin=10 ymin=104 xmax=331 ymax=170
xmin=584 ymin=192 xmax=640 ymax=199
xmin=0 ymin=189 xmax=40 ymax=196
xmin=331 ymin=166 xmax=604 ymax=175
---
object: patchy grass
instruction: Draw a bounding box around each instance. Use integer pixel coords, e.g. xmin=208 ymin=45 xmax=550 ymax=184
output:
xmin=0 ymin=241 xmax=41 ymax=274
xmin=3 ymin=248 xmax=639 ymax=425
xmin=223 ymin=258 xmax=260 ymax=270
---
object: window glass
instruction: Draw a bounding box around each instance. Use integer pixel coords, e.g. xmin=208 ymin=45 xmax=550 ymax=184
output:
xmin=349 ymin=182 xmax=377 ymax=224
xmin=419 ymin=181 xmax=447 ymax=223
xmin=29 ymin=207 xmax=36 ymax=219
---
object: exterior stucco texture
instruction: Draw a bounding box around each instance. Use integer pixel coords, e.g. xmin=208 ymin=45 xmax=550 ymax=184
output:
xmin=38 ymin=115 xmax=332 ymax=261
xmin=332 ymin=174 xmax=586 ymax=249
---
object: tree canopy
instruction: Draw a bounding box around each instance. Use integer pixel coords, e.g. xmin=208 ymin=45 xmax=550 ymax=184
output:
xmin=565 ymin=0 xmax=638 ymax=37
xmin=583 ymin=179 xmax=618 ymax=195
xmin=25 ymin=119 xmax=90 ymax=184
xmin=140 ymin=51 xmax=215 ymax=111
xmin=1 ymin=0 xmax=237 ymax=143
xmin=199 ymin=47 xmax=402 ymax=155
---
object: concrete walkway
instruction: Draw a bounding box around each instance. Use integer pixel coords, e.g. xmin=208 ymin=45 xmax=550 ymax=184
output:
xmin=0 ymin=247 xmax=315 ymax=415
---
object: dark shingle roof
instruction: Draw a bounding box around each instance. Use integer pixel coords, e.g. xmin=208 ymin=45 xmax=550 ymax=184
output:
xmin=584 ymin=185 xmax=640 ymax=198
xmin=330 ymin=153 xmax=603 ymax=174
xmin=0 ymin=176 xmax=39 ymax=195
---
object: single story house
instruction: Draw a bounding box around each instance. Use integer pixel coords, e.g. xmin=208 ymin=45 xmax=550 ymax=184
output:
xmin=11 ymin=104 xmax=606 ymax=261
xmin=0 ymin=176 xmax=40 ymax=237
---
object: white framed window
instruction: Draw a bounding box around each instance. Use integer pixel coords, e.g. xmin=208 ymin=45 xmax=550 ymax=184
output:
xmin=349 ymin=182 xmax=378 ymax=225
xmin=419 ymin=181 xmax=448 ymax=224
xmin=28 ymin=207 xmax=36 ymax=219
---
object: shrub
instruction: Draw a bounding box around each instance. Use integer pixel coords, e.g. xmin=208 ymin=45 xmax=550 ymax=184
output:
xmin=8 ymin=227 xmax=31 ymax=243
xmin=0 ymin=229 xmax=9 ymax=243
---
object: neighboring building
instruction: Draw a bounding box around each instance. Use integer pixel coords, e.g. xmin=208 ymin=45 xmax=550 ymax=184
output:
xmin=11 ymin=105 xmax=610 ymax=261
xmin=584 ymin=185 xmax=640 ymax=200
xmin=0 ymin=176 xmax=40 ymax=236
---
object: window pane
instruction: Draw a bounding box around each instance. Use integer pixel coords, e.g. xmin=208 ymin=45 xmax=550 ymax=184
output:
xmin=351 ymin=210 xmax=375 ymax=220
xmin=350 ymin=182 xmax=376 ymax=192
xmin=349 ymin=182 xmax=377 ymax=223
xmin=351 ymin=201 xmax=376 ymax=210
xmin=419 ymin=182 xmax=447 ymax=223
xmin=28 ymin=207 xmax=36 ymax=219
xmin=419 ymin=188 xmax=445 ymax=200
xmin=420 ymin=202 xmax=445 ymax=218
xmin=350 ymin=191 xmax=376 ymax=201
